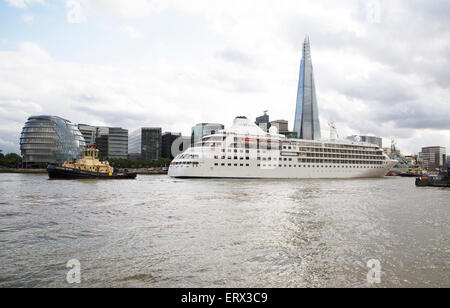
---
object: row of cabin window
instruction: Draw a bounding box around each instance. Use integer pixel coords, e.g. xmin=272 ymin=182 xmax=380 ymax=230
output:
xmin=214 ymin=156 xmax=250 ymax=160
xmin=212 ymin=141 xmax=377 ymax=152
xmin=211 ymin=162 xmax=385 ymax=169
xmin=173 ymin=161 xmax=199 ymax=165
xmin=212 ymin=156 xmax=384 ymax=165
xmin=214 ymin=156 xmax=291 ymax=161
xmin=214 ymin=163 xmax=250 ymax=167
xmin=257 ymin=164 xmax=385 ymax=169
xmin=298 ymin=159 xmax=385 ymax=165
xmin=305 ymin=153 xmax=385 ymax=159
xmin=292 ymin=147 xmax=382 ymax=155
xmin=215 ymin=145 xmax=381 ymax=156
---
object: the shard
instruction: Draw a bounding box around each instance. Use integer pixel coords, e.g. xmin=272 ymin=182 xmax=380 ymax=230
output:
xmin=293 ymin=36 xmax=321 ymax=140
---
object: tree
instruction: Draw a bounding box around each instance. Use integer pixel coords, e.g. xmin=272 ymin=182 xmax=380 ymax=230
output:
xmin=2 ymin=153 xmax=22 ymax=168
xmin=152 ymin=157 xmax=171 ymax=167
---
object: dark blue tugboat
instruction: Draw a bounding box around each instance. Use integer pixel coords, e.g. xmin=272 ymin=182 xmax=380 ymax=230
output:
xmin=415 ymin=167 xmax=449 ymax=187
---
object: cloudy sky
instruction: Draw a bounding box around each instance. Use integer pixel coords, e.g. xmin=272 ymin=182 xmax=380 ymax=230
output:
xmin=0 ymin=0 xmax=449 ymax=155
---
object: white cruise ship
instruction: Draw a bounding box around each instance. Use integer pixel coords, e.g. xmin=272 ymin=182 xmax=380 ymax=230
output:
xmin=168 ymin=116 xmax=397 ymax=179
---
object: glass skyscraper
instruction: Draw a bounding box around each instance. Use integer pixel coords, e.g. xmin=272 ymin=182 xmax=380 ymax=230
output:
xmin=294 ymin=37 xmax=321 ymax=140
xmin=128 ymin=127 xmax=162 ymax=161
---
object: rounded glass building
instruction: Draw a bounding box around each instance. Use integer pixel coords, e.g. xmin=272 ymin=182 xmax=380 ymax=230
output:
xmin=20 ymin=115 xmax=86 ymax=168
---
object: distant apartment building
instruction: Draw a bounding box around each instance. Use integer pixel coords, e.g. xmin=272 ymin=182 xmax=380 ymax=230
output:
xmin=270 ymin=120 xmax=289 ymax=133
xmin=191 ymin=123 xmax=224 ymax=146
xmin=255 ymin=111 xmax=271 ymax=132
xmin=129 ymin=128 xmax=162 ymax=161
xmin=347 ymin=135 xmax=383 ymax=148
xmin=78 ymin=124 xmax=128 ymax=159
xmin=419 ymin=146 xmax=446 ymax=171
xmin=162 ymin=132 xmax=181 ymax=160
xmin=270 ymin=119 xmax=297 ymax=138
xmin=78 ymin=124 xmax=97 ymax=146
xmin=107 ymin=128 xmax=129 ymax=158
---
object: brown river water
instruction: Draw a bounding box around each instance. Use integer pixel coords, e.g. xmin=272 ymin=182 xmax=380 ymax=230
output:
xmin=0 ymin=173 xmax=448 ymax=287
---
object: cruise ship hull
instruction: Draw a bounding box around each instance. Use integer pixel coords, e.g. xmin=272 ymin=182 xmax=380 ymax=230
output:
xmin=169 ymin=161 xmax=397 ymax=179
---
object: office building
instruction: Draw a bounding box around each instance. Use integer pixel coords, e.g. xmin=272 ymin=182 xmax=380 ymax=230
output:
xmin=78 ymin=124 xmax=97 ymax=146
xmin=107 ymin=128 xmax=128 ymax=159
xmin=419 ymin=146 xmax=446 ymax=171
xmin=270 ymin=119 xmax=297 ymax=138
xmin=191 ymin=123 xmax=224 ymax=145
xmin=77 ymin=125 xmax=128 ymax=159
xmin=294 ymin=36 xmax=321 ymax=140
xmin=255 ymin=111 xmax=271 ymax=132
xmin=20 ymin=115 xmax=86 ymax=168
xmin=270 ymin=120 xmax=289 ymax=134
xmin=129 ymin=128 xmax=162 ymax=161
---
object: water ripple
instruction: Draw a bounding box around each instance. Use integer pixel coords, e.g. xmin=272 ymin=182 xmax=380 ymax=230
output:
xmin=0 ymin=173 xmax=448 ymax=287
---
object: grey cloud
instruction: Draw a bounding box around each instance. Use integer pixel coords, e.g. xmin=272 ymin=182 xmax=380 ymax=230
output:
xmin=72 ymin=105 xmax=148 ymax=126
xmin=373 ymin=102 xmax=450 ymax=130
xmin=212 ymin=72 xmax=264 ymax=93
xmin=216 ymin=49 xmax=254 ymax=66
xmin=285 ymin=1 xmax=450 ymax=88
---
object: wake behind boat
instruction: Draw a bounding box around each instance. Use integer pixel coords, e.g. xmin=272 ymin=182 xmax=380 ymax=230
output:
xmin=47 ymin=146 xmax=136 ymax=180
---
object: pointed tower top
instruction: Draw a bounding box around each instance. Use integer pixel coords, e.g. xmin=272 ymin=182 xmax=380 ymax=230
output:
xmin=304 ymin=36 xmax=310 ymax=45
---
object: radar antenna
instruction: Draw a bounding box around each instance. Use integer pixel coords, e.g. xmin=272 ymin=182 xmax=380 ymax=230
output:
xmin=328 ymin=121 xmax=339 ymax=140
xmin=391 ymin=138 xmax=397 ymax=153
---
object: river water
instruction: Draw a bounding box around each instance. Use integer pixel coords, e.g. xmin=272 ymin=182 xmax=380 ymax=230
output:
xmin=0 ymin=173 xmax=448 ymax=288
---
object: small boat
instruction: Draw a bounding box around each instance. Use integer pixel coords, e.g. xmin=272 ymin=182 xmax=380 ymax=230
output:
xmin=47 ymin=146 xmax=137 ymax=180
xmin=415 ymin=168 xmax=449 ymax=187
xmin=399 ymin=166 xmax=424 ymax=177
xmin=399 ymin=172 xmax=421 ymax=178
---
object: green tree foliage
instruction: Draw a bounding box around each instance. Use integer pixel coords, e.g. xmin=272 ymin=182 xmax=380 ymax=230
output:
xmin=0 ymin=153 xmax=22 ymax=168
